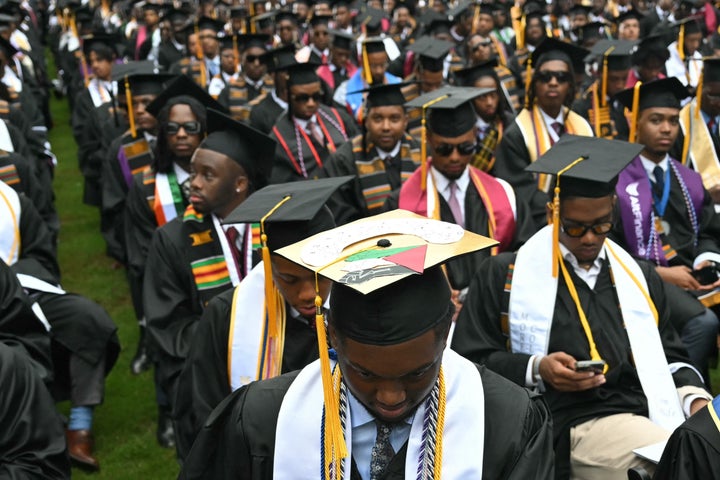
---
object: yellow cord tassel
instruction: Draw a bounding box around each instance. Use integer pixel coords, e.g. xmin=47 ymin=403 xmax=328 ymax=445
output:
xmin=600 ymin=46 xmax=614 ymax=108
xmin=678 ymin=25 xmax=685 ymax=62
xmin=362 ymin=44 xmax=372 ymax=85
xmin=195 ymin=24 xmax=207 ymax=87
xmin=420 ymin=95 xmax=449 ymax=191
xmin=628 ymin=81 xmax=642 ymax=143
xmin=524 ymin=57 xmax=533 ymax=109
xmin=125 ymin=75 xmax=136 ymax=138
xmin=552 ymin=156 xmax=587 ymax=277
xmin=512 ymin=4 xmax=524 ymax=50
xmin=695 ymin=71 xmax=703 ymax=120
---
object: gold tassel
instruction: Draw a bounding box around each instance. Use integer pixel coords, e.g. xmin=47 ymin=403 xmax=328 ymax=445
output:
xmin=125 ymin=75 xmax=136 ymax=138
xmin=695 ymin=69 xmax=703 ymax=120
xmin=678 ymin=24 xmax=685 ymax=62
xmin=512 ymin=4 xmax=524 ymax=50
xmin=628 ymin=81 xmax=642 ymax=143
xmin=524 ymin=57 xmax=533 ymax=109
xmin=552 ymin=156 xmax=587 ymax=277
xmin=471 ymin=4 xmax=480 ymax=35
xmin=600 ymin=46 xmax=615 ymax=108
xmin=232 ymin=34 xmax=239 ymax=73
xmin=362 ymin=43 xmax=372 ymax=85
xmin=420 ymin=94 xmax=450 ymax=191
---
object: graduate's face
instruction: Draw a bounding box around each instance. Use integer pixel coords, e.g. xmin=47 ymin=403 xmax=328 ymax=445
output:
xmin=330 ymin=326 xmax=448 ymax=424
xmin=684 ymin=32 xmax=702 ymax=56
xmin=428 ymin=128 xmax=476 ymax=180
xmin=189 ymin=149 xmax=248 ymax=218
xmin=636 ymin=107 xmax=680 ymax=160
xmin=365 ymin=105 xmax=407 ymax=152
xmin=367 ymin=51 xmax=389 ymax=85
xmin=88 ymin=51 xmax=113 ymax=81
xmin=702 ymin=81 xmax=720 ymax=117
xmin=290 ymin=82 xmax=322 ymax=119
xmin=606 ymin=69 xmax=630 ymax=98
xmin=243 ymin=46 xmax=267 ymax=81
xmin=534 ymin=59 xmax=572 ymax=116
xmin=476 ymin=13 xmax=494 ymax=36
xmin=618 ymin=19 xmax=639 ymax=40
xmin=312 ymin=24 xmax=330 ymax=50
xmin=132 ymin=94 xmax=158 ymax=132
xmin=472 ymin=76 xmax=500 ymax=121
xmin=271 ymin=255 xmax=331 ymax=319
xmin=166 ymin=104 xmax=203 ymax=160
xmin=549 ymin=194 xmax=615 ymax=267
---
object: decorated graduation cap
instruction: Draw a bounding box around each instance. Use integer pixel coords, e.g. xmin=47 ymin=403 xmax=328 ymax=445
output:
xmin=614 ymin=77 xmax=689 ymax=142
xmin=200 ymin=108 xmax=276 ymax=190
xmin=330 ymin=29 xmax=353 ymax=50
xmin=453 ymin=58 xmax=499 ymax=86
xmin=222 ymin=177 xmax=351 ymax=379
xmin=145 ymin=74 xmax=226 ymax=117
xmin=406 ymin=86 xmax=489 ymax=190
xmin=407 ymin=35 xmax=453 ymax=72
xmin=525 ymin=134 xmax=643 ymax=276
xmin=275 ymin=209 xmax=497 ymax=474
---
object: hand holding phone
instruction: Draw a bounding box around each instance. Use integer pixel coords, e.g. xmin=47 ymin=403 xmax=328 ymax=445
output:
xmin=574 ymin=360 xmax=606 ymax=374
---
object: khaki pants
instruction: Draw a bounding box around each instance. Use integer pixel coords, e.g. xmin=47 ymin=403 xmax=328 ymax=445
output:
xmin=569 ymin=413 xmax=671 ymax=480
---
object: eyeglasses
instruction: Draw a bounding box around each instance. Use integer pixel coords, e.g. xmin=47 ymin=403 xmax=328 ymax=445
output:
xmin=560 ymin=219 xmax=613 ymax=238
xmin=433 ymin=141 xmax=477 ymax=156
xmin=536 ymin=70 xmax=572 ymax=84
xmin=292 ymin=92 xmax=323 ymax=103
xmin=245 ymin=54 xmax=262 ymax=63
xmin=166 ymin=121 xmax=202 ymax=135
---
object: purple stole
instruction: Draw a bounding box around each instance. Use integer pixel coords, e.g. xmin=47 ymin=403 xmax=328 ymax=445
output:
xmin=616 ymin=156 xmax=704 ymax=265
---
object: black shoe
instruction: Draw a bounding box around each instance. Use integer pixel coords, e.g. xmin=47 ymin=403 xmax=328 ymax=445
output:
xmin=130 ymin=327 xmax=151 ymax=375
xmin=157 ymin=408 xmax=176 ymax=449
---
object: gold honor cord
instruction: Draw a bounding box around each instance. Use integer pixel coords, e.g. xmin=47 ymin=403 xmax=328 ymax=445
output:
xmin=420 ymin=94 xmax=450 ymax=190
xmin=601 ymin=46 xmax=615 ymax=108
xmin=552 ymin=156 xmax=587 ymax=277
xmin=124 ymin=75 xmax=136 ymax=138
xmin=0 ymin=187 xmax=20 ymax=264
xmin=194 ymin=24 xmax=207 ymax=87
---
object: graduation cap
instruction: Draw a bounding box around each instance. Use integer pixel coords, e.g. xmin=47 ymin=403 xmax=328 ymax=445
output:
xmin=569 ymin=4 xmax=592 ymax=16
xmin=531 ymin=37 xmax=590 ymax=74
xmin=614 ymin=9 xmax=644 ymax=25
xmin=261 ymin=44 xmax=298 ymax=72
xmin=275 ymin=9 xmax=299 ymax=25
xmin=406 ymin=86 xmax=490 ymax=189
xmin=229 ymin=5 xmax=247 ymax=19
xmin=352 ymin=82 xmax=408 ymax=109
xmin=360 ymin=37 xmax=386 ymax=83
xmin=631 ymin=34 xmax=671 ymax=64
xmin=525 ymin=134 xmax=643 ymax=276
xmin=453 ymin=58 xmax=499 ymax=86
xmin=614 ymin=77 xmax=689 ymax=142
xmin=573 ymin=22 xmax=607 ymax=46
xmin=81 ymin=32 xmax=122 ymax=58
xmin=674 ymin=17 xmax=703 ymax=61
xmin=585 ymin=39 xmax=636 ymax=70
xmin=145 ymin=74 xmax=227 ymax=118
xmin=447 ymin=0 xmax=472 ymax=21
xmin=407 ymin=35 xmax=453 ymax=72
xmin=309 ymin=13 xmax=332 ymax=27
xmin=195 ymin=15 xmax=224 ymax=32
xmin=425 ymin=15 xmax=452 ymax=36
xmin=161 ymin=7 xmax=190 ymax=23
xmin=235 ymin=33 xmax=271 ymax=50
xmin=357 ymin=6 xmax=387 ymax=32
xmin=222 ymin=176 xmax=351 ymax=379
xmin=113 ymin=63 xmax=174 ymax=137
xmin=476 ymin=3 xmax=494 ymax=17
xmin=275 ymin=209 xmax=495 ymax=470
xmin=285 ymin=60 xmax=321 ymax=86
xmin=330 ymin=29 xmax=353 ymax=50
xmin=252 ymin=11 xmax=276 ymax=31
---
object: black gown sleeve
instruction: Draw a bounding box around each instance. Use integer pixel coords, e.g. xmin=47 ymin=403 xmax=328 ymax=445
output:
xmin=100 ymin=137 xmax=128 ymax=263
xmin=325 ymin=140 xmax=365 ymax=225
xmin=14 ymin=194 xmax=60 ymax=284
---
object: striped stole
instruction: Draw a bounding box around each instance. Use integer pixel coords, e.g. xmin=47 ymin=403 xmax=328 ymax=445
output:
xmin=119 ymin=133 xmax=154 ymax=188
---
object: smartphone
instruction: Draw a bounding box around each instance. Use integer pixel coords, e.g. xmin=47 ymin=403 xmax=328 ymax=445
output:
xmin=575 ymin=360 xmax=606 ymax=374
xmin=692 ymin=265 xmax=719 ymax=286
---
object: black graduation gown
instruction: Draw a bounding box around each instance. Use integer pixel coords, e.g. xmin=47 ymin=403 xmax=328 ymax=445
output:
xmin=179 ymin=365 xmax=554 ymax=480
xmin=157 ymin=42 xmax=185 ymax=72
xmin=451 ymin=252 xmax=707 ymax=479
xmin=654 ymin=401 xmax=720 ymax=480
xmin=670 ymin=128 xmax=720 ymax=167
xmin=385 ymin=179 xmax=536 ymax=290
xmin=248 ymin=93 xmax=285 ymax=135
xmin=0 ymin=344 xmax=71 ymax=480
xmin=325 ymin=134 xmax=421 ymax=225
xmin=571 ymin=93 xmax=629 ymax=141
xmin=269 ymin=105 xmax=358 ymax=184
xmin=0 ymin=149 xmax=56 ymax=234
xmin=173 ymin=288 xmax=320 ymax=460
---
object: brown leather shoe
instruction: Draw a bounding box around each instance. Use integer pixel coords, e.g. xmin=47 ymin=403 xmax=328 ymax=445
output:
xmin=66 ymin=429 xmax=100 ymax=471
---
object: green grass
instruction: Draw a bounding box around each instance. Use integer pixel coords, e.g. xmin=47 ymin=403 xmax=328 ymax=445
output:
xmin=50 ymin=92 xmax=179 ymax=478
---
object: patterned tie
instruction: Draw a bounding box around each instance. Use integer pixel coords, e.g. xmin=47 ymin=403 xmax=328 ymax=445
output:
xmin=551 ymin=121 xmax=564 ymax=137
xmin=308 ymin=119 xmax=324 ymax=146
xmin=447 ymin=181 xmax=464 ymax=228
xmin=370 ymin=421 xmax=395 ymax=480
xmin=653 ymin=166 xmax=665 ymax=197
xmin=225 ymin=226 xmax=242 ymax=274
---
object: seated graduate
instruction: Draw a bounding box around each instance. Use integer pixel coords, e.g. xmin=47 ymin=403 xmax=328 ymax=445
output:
xmin=179 ymin=210 xmax=554 ymax=480
xmin=654 ymin=394 xmax=720 ymax=479
xmin=173 ymin=177 xmax=350 ymax=459
xmin=451 ymin=135 xmax=712 ymax=479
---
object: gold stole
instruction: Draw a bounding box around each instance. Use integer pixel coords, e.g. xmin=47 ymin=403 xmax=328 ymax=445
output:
xmin=680 ymin=100 xmax=720 ymax=191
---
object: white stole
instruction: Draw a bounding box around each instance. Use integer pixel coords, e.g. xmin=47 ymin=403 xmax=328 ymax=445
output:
xmin=509 ymin=226 xmax=685 ymax=431
xmin=273 ymin=350 xmax=485 ymax=479
xmin=0 ymin=180 xmax=20 ymax=265
xmin=0 ymin=119 xmax=14 ymax=152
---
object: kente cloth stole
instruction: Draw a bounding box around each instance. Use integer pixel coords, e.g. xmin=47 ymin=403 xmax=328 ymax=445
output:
xmin=118 ymin=132 xmax=154 ymax=188
xmin=616 ymin=157 xmax=704 ymax=266
xmin=679 ymin=100 xmax=720 ymax=191
xmin=509 ymin=225 xmax=685 ymax=430
xmin=398 ymin=161 xmax=516 ymax=252
xmin=152 ymin=170 xmax=184 ymax=227
xmin=227 ymin=263 xmax=287 ymax=390
xmin=0 ymin=160 xmax=19 ymax=187
xmin=272 ymin=350 xmax=485 ymax=479
xmin=353 ymin=136 xmax=421 ymax=212
xmin=514 ymin=106 xmax=594 ymax=192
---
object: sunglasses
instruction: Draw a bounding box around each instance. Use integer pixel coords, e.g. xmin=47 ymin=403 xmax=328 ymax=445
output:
xmin=245 ymin=54 xmax=263 ymax=63
xmin=433 ymin=141 xmax=477 ymax=156
xmin=536 ymin=70 xmax=572 ymax=84
xmin=167 ymin=121 xmax=202 ymax=135
xmin=471 ymin=41 xmax=492 ymax=52
xmin=560 ymin=220 xmax=613 ymax=238
xmin=293 ymin=92 xmax=323 ymax=103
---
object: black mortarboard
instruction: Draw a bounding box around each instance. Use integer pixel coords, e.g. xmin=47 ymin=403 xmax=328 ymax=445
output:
xmin=362 ymin=36 xmax=386 ymax=54
xmin=140 ymin=1 xmax=165 ymax=11
xmin=569 ymin=4 xmax=592 ymax=16
xmin=448 ymin=0 xmax=472 ymax=21
xmin=531 ymin=37 xmax=590 ymax=73
xmin=81 ymin=32 xmax=122 ymax=57
xmin=196 ymin=15 xmax=224 ymax=32
xmin=614 ymin=9 xmax=644 ymax=25
xmin=285 ymin=60 xmax=321 ymax=85
xmin=229 ymin=5 xmax=247 ymax=19
xmin=145 ymin=74 xmax=227 ymax=117
xmin=477 ymin=3 xmax=494 ymax=16
xmin=161 ymin=7 xmax=190 ymax=23
xmin=252 ymin=11 xmax=276 ymax=30
xmin=111 ymin=60 xmax=159 ymax=79
xmin=674 ymin=16 xmax=703 ymax=36
xmin=115 ymin=72 xmax=175 ymax=96
xmin=523 ymin=0 xmax=546 ymax=16
xmin=418 ymin=9 xmax=442 ymax=28
xmin=704 ymin=57 xmax=720 ymax=82
xmin=357 ymin=6 xmax=386 ymax=31
xmin=585 ymin=39 xmax=636 ymax=70
xmin=201 ymin=108 xmax=276 ymax=189
xmin=275 ymin=10 xmax=299 ymax=24
xmin=391 ymin=0 xmax=414 ymax=16
xmin=330 ymin=29 xmax=353 ymax=50
xmin=352 ymin=82 xmax=407 ymax=108
xmin=631 ymin=34 xmax=671 ymax=64
xmin=261 ymin=44 xmax=298 ymax=72
xmin=453 ymin=58 xmax=499 ymax=86
xmin=0 ymin=34 xmax=17 ymax=57
xmin=425 ymin=15 xmax=452 ymax=35
xmin=407 ymin=36 xmax=453 ymax=71
xmin=526 ymin=134 xmax=642 ymax=198
xmin=235 ymin=33 xmax=271 ymax=50
xmin=614 ymin=77 xmax=689 ymax=112
xmin=310 ymin=13 xmax=332 ymax=27
xmin=573 ymin=22 xmax=607 ymax=45
xmin=72 ymin=4 xmax=94 ymax=24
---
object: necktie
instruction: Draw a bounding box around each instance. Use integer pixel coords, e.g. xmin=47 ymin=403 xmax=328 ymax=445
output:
xmin=370 ymin=421 xmax=395 ymax=480
xmin=181 ymin=178 xmax=191 ymax=201
xmin=447 ymin=181 xmax=464 ymax=228
xmin=653 ymin=165 xmax=665 ymax=196
xmin=225 ymin=226 xmax=242 ymax=273
xmin=308 ymin=119 xmax=324 ymax=146
xmin=551 ymin=121 xmax=564 ymax=137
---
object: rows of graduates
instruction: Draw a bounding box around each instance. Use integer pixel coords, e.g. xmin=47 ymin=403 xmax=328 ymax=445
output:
xmin=5 ymin=0 xmax=720 ymax=477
